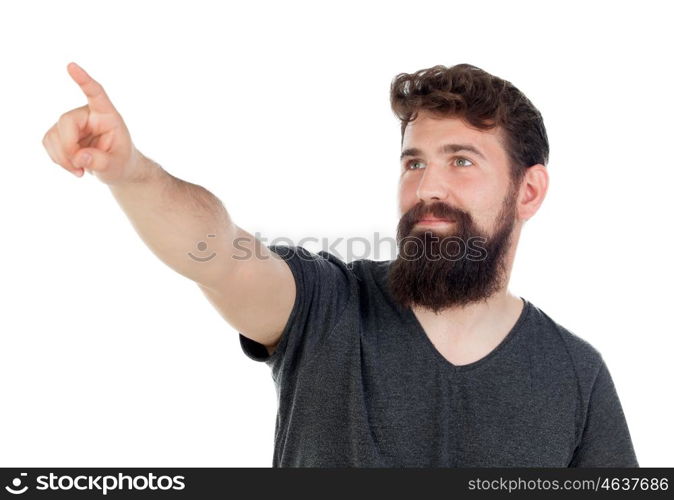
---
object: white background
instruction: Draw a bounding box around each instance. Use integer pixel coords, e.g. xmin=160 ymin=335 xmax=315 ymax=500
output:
xmin=1 ymin=0 xmax=671 ymax=467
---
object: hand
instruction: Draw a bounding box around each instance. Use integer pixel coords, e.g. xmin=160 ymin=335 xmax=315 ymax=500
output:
xmin=42 ymin=62 xmax=146 ymax=185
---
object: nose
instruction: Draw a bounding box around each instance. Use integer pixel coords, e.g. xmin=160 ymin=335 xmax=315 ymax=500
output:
xmin=415 ymin=162 xmax=449 ymax=203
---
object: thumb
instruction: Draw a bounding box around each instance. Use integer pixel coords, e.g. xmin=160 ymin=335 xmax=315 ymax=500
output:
xmin=73 ymin=148 xmax=109 ymax=172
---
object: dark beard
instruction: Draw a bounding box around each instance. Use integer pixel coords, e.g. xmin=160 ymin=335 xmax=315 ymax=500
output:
xmin=387 ymin=184 xmax=518 ymax=314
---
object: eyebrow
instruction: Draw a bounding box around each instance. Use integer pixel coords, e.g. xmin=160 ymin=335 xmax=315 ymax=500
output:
xmin=400 ymin=143 xmax=487 ymax=162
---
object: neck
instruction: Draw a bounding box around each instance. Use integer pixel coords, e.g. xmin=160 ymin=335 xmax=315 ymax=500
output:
xmin=411 ymin=289 xmax=522 ymax=339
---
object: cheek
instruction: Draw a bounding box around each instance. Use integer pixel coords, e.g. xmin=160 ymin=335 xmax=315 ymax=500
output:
xmin=397 ymin=178 xmax=417 ymax=213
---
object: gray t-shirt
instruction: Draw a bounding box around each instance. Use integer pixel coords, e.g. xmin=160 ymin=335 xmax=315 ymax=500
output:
xmin=239 ymin=245 xmax=639 ymax=467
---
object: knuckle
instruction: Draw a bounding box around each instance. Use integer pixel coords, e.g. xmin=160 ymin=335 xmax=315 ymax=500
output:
xmin=43 ymin=124 xmax=55 ymax=141
xmin=42 ymin=132 xmax=54 ymax=150
xmin=58 ymin=107 xmax=79 ymax=125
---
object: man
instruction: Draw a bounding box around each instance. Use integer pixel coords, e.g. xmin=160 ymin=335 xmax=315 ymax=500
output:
xmin=43 ymin=62 xmax=638 ymax=467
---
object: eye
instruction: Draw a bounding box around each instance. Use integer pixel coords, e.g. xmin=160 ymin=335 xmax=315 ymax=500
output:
xmin=403 ymin=157 xmax=474 ymax=170
xmin=404 ymin=159 xmax=425 ymax=170
xmin=455 ymin=157 xmax=474 ymax=167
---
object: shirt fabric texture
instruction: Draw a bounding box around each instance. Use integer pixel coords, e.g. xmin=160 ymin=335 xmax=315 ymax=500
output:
xmin=238 ymin=245 xmax=639 ymax=467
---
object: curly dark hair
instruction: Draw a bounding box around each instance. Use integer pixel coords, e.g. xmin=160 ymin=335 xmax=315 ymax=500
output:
xmin=390 ymin=63 xmax=549 ymax=187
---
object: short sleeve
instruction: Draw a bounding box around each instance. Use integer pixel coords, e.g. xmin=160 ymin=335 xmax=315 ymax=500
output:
xmin=238 ymin=244 xmax=352 ymax=377
xmin=568 ymin=359 xmax=639 ymax=467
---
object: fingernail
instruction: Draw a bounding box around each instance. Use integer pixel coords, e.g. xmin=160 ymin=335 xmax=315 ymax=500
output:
xmin=76 ymin=153 xmax=91 ymax=168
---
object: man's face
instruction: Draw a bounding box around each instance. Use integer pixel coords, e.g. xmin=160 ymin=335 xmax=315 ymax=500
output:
xmin=388 ymin=110 xmax=521 ymax=313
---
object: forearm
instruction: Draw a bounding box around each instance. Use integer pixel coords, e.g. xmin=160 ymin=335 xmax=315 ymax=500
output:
xmin=108 ymin=152 xmax=238 ymax=289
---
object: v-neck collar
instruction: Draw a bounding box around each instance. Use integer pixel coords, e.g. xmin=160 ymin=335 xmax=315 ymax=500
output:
xmin=402 ymin=297 xmax=530 ymax=374
xmin=376 ymin=259 xmax=531 ymax=374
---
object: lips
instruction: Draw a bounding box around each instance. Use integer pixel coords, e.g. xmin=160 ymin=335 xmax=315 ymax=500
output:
xmin=418 ymin=217 xmax=454 ymax=223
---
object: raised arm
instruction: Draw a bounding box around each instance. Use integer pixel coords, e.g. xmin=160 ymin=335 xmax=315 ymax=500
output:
xmin=42 ymin=62 xmax=295 ymax=354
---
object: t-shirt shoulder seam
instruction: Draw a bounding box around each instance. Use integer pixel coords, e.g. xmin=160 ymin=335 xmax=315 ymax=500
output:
xmin=534 ymin=311 xmax=583 ymax=449
xmin=295 ymin=252 xmax=358 ymax=370
xmin=547 ymin=315 xmax=603 ymax=450
xmin=568 ymin=358 xmax=607 ymax=466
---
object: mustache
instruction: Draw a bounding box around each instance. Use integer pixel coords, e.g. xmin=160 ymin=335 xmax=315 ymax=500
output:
xmin=402 ymin=201 xmax=466 ymax=226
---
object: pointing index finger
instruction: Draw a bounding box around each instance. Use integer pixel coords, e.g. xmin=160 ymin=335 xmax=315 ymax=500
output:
xmin=67 ymin=62 xmax=117 ymax=114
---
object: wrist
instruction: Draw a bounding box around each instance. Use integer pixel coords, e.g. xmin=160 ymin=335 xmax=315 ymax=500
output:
xmin=108 ymin=150 xmax=170 ymax=198
xmin=124 ymin=149 xmax=166 ymax=185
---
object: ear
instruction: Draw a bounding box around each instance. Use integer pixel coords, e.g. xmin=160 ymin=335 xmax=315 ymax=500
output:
xmin=517 ymin=164 xmax=548 ymax=221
